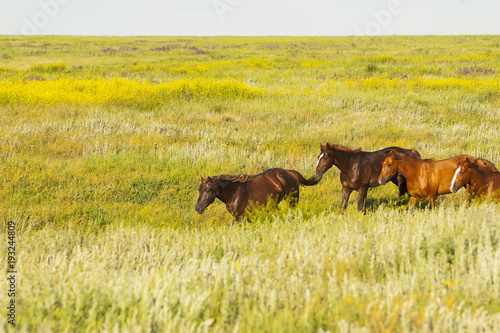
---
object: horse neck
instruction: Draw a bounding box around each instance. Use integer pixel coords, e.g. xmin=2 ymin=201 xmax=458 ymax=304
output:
xmin=215 ymin=179 xmax=243 ymax=204
xmin=397 ymin=155 xmax=420 ymax=176
xmin=468 ymin=166 xmax=490 ymax=191
xmin=330 ymin=149 xmax=358 ymax=172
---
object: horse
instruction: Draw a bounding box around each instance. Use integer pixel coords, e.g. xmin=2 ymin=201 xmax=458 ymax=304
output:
xmin=378 ymin=150 xmax=498 ymax=208
xmin=195 ymin=168 xmax=318 ymax=220
xmin=450 ymin=156 xmax=500 ymax=198
xmin=312 ymin=143 xmax=422 ymax=211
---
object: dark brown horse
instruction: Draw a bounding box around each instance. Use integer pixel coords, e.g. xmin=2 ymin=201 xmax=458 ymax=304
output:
xmin=195 ymin=168 xmax=318 ymax=220
xmin=450 ymin=156 xmax=500 ymax=198
xmin=312 ymin=143 xmax=421 ymax=211
xmin=379 ymin=150 xmax=497 ymax=208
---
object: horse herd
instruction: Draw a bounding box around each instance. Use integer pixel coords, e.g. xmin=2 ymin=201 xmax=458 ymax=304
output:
xmin=196 ymin=143 xmax=500 ymax=220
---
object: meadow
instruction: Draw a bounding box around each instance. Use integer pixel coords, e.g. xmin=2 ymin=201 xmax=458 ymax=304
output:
xmin=0 ymin=35 xmax=500 ymax=332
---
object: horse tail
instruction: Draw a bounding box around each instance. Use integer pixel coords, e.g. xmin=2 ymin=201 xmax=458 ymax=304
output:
xmin=292 ymin=171 xmax=320 ymax=186
xmin=410 ymin=149 xmax=422 ymax=159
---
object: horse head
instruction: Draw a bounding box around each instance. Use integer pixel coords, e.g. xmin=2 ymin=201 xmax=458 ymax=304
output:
xmin=450 ymin=157 xmax=473 ymax=193
xmin=379 ymin=150 xmax=402 ymax=185
xmin=475 ymin=158 xmax=498 ymax=172
xmin=195 ymin=176 xmax=219 ymax=214
xmin=314 ymin=142 xmax=335 ymax=180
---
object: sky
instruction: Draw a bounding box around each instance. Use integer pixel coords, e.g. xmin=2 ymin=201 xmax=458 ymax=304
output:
xmin=1 ymin=0 xmax=499 ymax=36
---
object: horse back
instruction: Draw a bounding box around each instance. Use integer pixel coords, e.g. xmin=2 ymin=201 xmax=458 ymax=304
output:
xmin=407 ymin=155 xmax=485 ymax=195
xmin=246 ymin=168 xmax=299 ymax=204
xmin=432 ymin=155 xmax=495 ymax=182
xmin=340 ymin=147 xmax=417 ymax=188
xmin=379 ymin=146 xmax=421 ymax=157
xmin=361 ymin=146 xmax=419 ymax=174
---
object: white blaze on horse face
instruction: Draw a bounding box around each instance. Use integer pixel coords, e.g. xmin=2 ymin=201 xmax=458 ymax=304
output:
xmin=450 ymin=166 xmax=462 ymax=192
xmin=318 ymin=153 xmax=324 ymax=161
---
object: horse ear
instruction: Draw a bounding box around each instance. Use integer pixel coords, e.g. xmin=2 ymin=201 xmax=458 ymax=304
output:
xmin=206 ymin=177 xmax=219 ymax=193
xmin=389 ymin=150 xmax=402 ymax=160
xmin=320 ymin=142 xmax=325 ymax=150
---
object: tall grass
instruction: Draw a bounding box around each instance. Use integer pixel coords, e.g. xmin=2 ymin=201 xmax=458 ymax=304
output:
xmin=2 ymin=205 xmax=500 ymax=332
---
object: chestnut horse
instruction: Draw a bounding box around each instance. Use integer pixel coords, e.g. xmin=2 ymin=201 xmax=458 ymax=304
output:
xmin=379 ymin=150 xmax=497 ymax=208
xmin=450 ymin=156 xmax=500 ymax=198
xmin=312 ymin=143 xmax=422 ymax=211
xmin=195 ymin=168 xmax=318 ymax=220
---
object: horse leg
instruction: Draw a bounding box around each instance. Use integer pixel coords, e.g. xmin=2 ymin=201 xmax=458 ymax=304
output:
xmin=341 ymin=187 xmax=353 ymax=210
xmin=466 ymin=184 xmax=473 ymax=201
xmin=397 ymin=174 xmax=408 ymax=203
xmin=228 ymin=203 xmax=245 ymax=221
xmin=407 ymin=196 xmax=419 ymax=209
xmin=357 ymin=186 xmax=368 ymax=213
xmin=232 ymin=210 xmax=244 ymax=221
xmin=281 ymin=178 xmax=299 ymax=208
xmin=288 ymin=190 xmax=300 ymax=208
xmin=427 ymin=195 xmax=437 ymax=209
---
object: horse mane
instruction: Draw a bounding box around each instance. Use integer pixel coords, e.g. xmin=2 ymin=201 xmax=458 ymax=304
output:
xmin=213 ymin=174 xmax=255 ymax=183
xmin=326 ymin=143 xmax=361 ymax=153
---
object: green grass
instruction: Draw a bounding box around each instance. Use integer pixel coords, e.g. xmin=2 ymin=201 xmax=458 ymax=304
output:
xmin=0 ymin=35 xmax=500 ymax=332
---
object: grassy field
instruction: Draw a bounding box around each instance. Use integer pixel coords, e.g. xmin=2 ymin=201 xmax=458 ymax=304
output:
xmin=0 ymin=35 xmax=500 ymax=332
